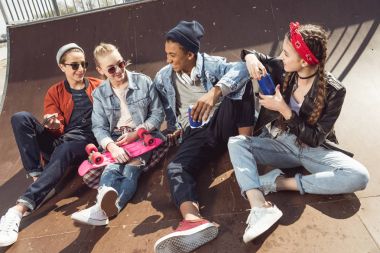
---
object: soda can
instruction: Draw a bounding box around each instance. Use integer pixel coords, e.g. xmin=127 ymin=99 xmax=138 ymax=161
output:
xmin=188 ymin=105 xmax=203 ymax=128
xmin=258 ymin=73 xmax=275 ymax=95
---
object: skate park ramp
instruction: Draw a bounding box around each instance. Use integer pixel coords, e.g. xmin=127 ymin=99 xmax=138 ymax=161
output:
xmin=0 ymin=0 xmax=379 ymax=252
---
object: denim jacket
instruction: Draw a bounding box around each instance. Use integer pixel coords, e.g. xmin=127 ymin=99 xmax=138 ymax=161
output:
xmin=153 ymin=52 xmax=251 ymax=131
xmin=92 ymin=70 xmax=164 ymax=149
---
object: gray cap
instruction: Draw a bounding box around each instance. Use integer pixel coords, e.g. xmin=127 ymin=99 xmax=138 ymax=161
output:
xmin=56 ymin=43 xmax=84 ymax=65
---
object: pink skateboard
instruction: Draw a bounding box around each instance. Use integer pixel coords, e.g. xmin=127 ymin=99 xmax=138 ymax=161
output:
xmin=78 ymin=129 xmax=163 ymax=176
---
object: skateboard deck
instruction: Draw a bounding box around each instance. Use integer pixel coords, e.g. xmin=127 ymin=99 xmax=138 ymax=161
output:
xmin=78 ymin=130 xmax=163 ymax=176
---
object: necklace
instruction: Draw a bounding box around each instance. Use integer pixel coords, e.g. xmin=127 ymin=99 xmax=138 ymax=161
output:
xmin=297 ymin=71 xmax=318 ymax=79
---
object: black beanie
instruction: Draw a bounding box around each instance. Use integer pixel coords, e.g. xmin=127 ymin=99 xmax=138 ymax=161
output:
xmin=166 ymin=20 xmax=205 ymax=54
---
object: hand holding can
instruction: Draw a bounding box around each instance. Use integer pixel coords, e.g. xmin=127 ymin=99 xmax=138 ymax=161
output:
xmin=188 ymin=105 xmax=203 ymax=128
xmin=258 ymin=73 xmax=275 ymax=95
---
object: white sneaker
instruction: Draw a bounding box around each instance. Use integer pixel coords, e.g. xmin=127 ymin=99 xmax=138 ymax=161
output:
xmin=0 ymin=208 xmax=22 ymax=247
xmin=71 ymin=205 xmax=109 ymax=226
xmin=243 ymin=204 xmax=283 ymax=243
xmin=97 ymin=186 xmax=118 ymax=218
xmin=259 ymin=169 xmax=284 ymax=195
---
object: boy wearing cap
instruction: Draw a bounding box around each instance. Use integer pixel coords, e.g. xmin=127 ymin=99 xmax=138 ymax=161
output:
xmin=0 ymin=43 xmax=101 ymax=247
xmin=153 ymin=21 xmax=254 ymax=252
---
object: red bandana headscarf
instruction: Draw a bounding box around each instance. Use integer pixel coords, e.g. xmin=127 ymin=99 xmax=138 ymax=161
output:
xmin=289 ymin=22 xmax=319 ymax=65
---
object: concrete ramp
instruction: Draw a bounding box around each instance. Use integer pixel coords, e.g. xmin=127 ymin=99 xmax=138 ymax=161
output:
xmin=0 ymin=0 xmax=379 ymax=252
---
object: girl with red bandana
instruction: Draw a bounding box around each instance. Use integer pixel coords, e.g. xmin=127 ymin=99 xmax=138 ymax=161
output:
xmin=228 ymin=22 xmax=369 ymax=243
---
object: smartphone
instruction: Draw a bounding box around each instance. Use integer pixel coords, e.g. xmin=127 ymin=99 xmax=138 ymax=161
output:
xmin=42 ymin=114 xmax=57 ymax=125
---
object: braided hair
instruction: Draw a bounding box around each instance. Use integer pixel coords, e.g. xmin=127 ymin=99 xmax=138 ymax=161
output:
xmin=283 ymin=24 xmax=328 ymax=125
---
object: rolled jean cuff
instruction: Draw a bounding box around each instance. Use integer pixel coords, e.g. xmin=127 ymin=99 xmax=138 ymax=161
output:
xmin=240 ymin=184 xmax=261 ymax=200
xmin=17 ymin=197 xmax=35 ymax=211
xmin=295 ymin=173 xmax=305 ymax=195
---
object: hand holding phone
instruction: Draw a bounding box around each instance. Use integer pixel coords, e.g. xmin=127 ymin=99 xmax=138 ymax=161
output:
xmin=42 ymin=113 xmax=59 ymax=129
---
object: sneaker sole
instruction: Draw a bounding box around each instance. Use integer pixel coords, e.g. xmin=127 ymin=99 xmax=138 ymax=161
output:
xmin=154 ymin=223 xmax=218 ymax=253
xmin=243 ymin=210 xmax=283 ymax=243
xmin=100 ymin=190 xmax=118 ymax=218
xmin=71 ymin=214 xmax=109 ymax=226
xmin=0 ymin=237 xmax=18 ymax=247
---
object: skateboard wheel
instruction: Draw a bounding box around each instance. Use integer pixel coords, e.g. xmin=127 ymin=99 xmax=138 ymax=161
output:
xmin=144 ymin=134 xmax=155 ymax=146
xmin=85 ymin=143 xmax=98 ymax=155
xmin=137 ymin=128 xmax=148 ymax=139
xmin=92 ymin=152 xmax=104 ymax=165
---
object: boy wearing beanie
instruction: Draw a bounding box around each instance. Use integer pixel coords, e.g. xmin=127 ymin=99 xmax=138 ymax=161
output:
xmin=153 ymin=20 xmax=255 ymax=252
xmin=0 ymin=43 xmax=101 ymax=247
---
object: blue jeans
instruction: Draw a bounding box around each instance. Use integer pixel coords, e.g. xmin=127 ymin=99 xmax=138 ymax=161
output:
xmin=228 ymin=132 xmax=369 ymax=195
xmin=11 ymin=111 xmax=59 ymax=177
xmin=98 ymin=162 xmax=144 ymax=212
xmin=11 ymin=111 xmax=91 ymax=210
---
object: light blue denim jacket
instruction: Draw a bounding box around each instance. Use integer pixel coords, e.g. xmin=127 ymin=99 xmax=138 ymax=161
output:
xmin=153 ymin=52 xmax=251 ymax=131
xmin=92 ymin=70 xmax=164 ymax=148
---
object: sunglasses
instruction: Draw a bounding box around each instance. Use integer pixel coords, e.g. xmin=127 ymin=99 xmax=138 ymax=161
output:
xmin=63 ymin=61 xmax=89 ymax=70
xmin=107 ymin=60 xmax=127 ymax=75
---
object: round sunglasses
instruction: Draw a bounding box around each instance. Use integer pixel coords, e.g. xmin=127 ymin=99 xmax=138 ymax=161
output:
xmin=63 ymin=61 xmax=89 ymax=70
xmin=107 ymin=60 xmax=127 ymax=75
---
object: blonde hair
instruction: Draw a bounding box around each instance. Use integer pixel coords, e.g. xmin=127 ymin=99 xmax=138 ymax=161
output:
xmin=93 ymin=43 xmax=119 ymax=66
xmin=93 ymin=42 xmax=132 ymax=68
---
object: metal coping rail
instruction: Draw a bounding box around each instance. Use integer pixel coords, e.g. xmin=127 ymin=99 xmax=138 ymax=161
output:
xmin=0 ymin=0 xmax=143 ymax=25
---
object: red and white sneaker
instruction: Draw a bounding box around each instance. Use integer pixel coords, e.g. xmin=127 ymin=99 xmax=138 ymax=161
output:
xmin=154 ymin=219 xmax=218 ymax=253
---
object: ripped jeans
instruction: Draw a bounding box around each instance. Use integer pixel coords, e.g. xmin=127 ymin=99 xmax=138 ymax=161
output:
xmin=228 ymin=132 xmax=369 ymax=195
xmin=98 ymin=151 xmax=152 ymax=212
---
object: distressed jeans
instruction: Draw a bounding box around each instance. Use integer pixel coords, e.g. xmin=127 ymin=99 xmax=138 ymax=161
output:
xmin=97 ymin=146 xmax=154 ymax=211
xmin=228 ymin=132 xmax=369 ymax=195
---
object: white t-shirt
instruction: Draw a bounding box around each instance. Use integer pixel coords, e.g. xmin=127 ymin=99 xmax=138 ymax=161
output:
xmin=174 ymin=70 xmax=221 ymax=128
xmin=112 ymin=86 xmax=136 ymax=129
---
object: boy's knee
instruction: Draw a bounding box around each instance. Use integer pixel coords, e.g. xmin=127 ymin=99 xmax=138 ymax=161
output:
xmin=167 ymin=162 xmax=183 ymax=178
xmin=11 ymin=111 xmax=33 ymax=126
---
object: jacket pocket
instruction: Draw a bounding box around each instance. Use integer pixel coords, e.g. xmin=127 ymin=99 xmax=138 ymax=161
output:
xmin=103 ymin=106 xmax=119 ymax=117
xmin=128 ymin=97 xmax=150 ymax=107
